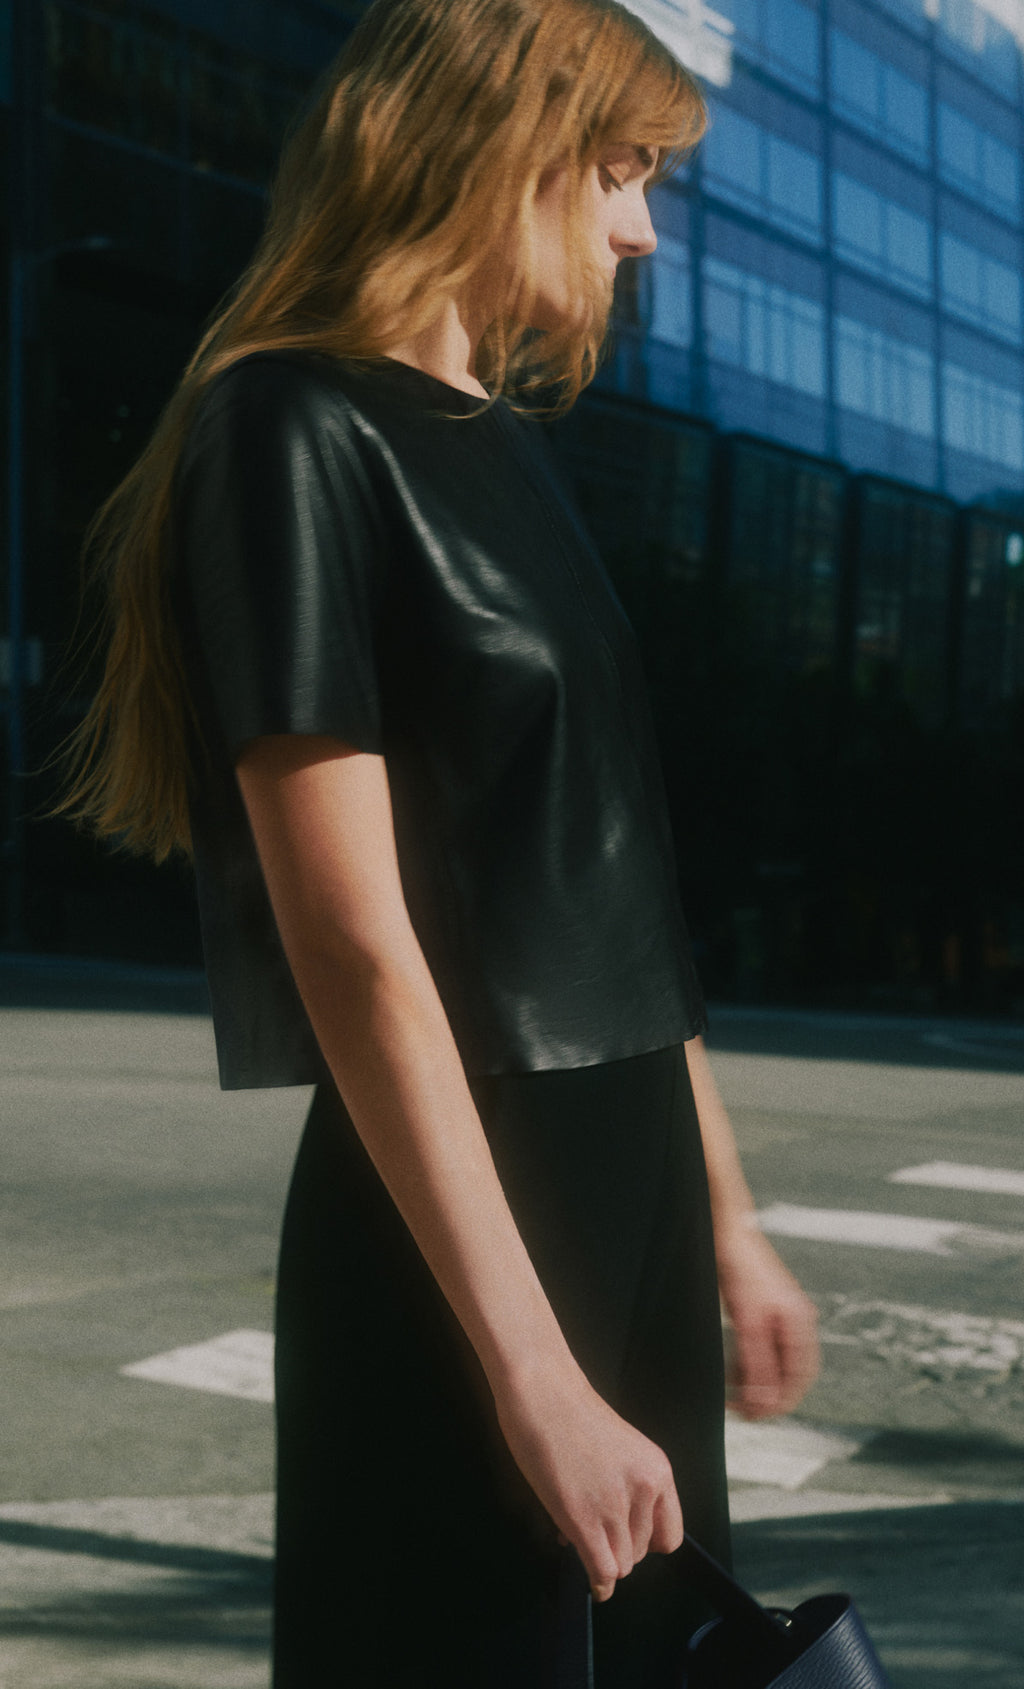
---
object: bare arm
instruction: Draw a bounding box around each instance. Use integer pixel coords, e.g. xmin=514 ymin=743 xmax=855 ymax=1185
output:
xmin=236 ymin=734 xmax=683 ymax=1598
xmin=684 ymin=1035 xmax=819 ymax=1420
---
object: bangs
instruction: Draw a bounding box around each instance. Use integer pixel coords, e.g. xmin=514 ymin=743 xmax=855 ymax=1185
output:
xmin=596 ymin=21 xmax=706 ymax=180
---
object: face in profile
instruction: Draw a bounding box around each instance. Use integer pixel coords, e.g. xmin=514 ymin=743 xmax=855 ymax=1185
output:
xmin=525 ymin=143 xmax=659 ymax=332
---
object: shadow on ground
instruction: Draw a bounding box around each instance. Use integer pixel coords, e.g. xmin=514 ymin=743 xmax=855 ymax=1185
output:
xmin=704 ymin=1006 xmax=1024 ymax=1073
xmin=734 ymin=1499 xmax=1024 ymax=1688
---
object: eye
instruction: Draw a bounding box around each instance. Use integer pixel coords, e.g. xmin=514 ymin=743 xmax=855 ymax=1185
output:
xmin=599 ymin=164 xmax=626 ymax=193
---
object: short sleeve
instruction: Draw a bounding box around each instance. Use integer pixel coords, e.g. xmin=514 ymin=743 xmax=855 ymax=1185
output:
xmin=174 ymin=354 xmax=386 ymax=762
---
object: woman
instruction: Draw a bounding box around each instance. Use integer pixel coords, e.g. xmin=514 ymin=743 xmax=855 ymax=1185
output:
xmin=63 ymin=1 xmax=819 ymax=1683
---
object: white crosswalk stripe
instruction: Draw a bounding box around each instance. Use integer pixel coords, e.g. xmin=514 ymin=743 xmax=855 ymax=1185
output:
xmin=757 ymin=1202 xmax=1024 ymax=1256
xmin=724 ymin=1418 xmax=862 ymax=1488
xmin=888 ymin=1161 xmax=1024 ymax=1197
xmin=121 ymin=1329 xmax=274 ymax=1402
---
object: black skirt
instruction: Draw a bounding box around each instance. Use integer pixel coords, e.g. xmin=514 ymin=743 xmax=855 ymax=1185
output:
xmin=273 ymin=1044 xmax=730 ymax=1689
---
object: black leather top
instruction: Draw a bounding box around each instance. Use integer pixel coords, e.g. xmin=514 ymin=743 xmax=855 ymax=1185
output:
xmin=172 ymin=352 xmax=707 ymax=1088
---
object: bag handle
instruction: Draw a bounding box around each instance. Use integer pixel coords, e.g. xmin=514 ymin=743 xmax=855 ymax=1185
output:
xmin=675 ymin=1536 xmax=801 ymax=1668
xmin=556 ymin=1536 xmax=800 ymax=1689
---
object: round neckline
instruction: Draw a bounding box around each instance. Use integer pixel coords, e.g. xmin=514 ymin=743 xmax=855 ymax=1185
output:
xmin=376 ymin=356 xmax=494 ymax=409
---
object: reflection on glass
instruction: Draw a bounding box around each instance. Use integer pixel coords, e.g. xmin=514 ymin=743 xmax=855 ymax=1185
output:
xmin=959 ymin=513 xmax=1024 ymax=724
xmin=854 ymin=482 xmax=956 ymax=731
xmin=702 ymin=105 xmax=822 ymax=242
xmin=833 ymin=173 xmax=933 ymax=300
xmin=726 ymin=440 xmax=844 ymax=674
xmin=934 ymin=0 xmax=1021 ymax=99
xmin=939 ymin=232 xmax=1022 ymax=343
xmin=650 ymin=234 xmax=693 ymax=347
xmin=835 ymin=315 xmax=936 ymax=437
xmin=704 ymin=255 xmax=825 ymax=395
xmin=938 ymin=102 xmax=1020 ymax=222
xmin=829 ymin=30 xmax=929 ymax=165
xmin=713 ymin=0 xmax=820 ymax=93
xmin=942 ymin=361 xmax=1024 ymax=470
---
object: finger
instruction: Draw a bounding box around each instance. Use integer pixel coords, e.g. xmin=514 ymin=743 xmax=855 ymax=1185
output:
xmin=775 ymin=1302 xmax=820 ymax=1414
xmin=731 ymin=1319 xmax=783 ymax=1420
xmin=627 ymin=1486 xmax=656 ymax=1568
xmin=579 ymin=1533 xmax=621 ymax=1605
xmin=649 ymin=1481 xmax=684 ymax=1556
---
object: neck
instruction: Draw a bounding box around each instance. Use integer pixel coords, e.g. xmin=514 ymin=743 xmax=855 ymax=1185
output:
xmin=383 ymin=296 xmax=492 ymax=399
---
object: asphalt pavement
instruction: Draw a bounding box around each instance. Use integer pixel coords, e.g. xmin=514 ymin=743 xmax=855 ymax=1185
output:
xmin=1 ymin=953 xmax=1022 ymax=1687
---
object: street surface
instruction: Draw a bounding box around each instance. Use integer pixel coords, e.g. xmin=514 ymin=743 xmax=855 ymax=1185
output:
xmin=1 ymin=957 xmax=1022 ymax=1687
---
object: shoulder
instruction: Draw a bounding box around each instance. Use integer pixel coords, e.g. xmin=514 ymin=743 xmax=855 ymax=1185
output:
xmin=185 ymin=352 xmax=370 ymax=457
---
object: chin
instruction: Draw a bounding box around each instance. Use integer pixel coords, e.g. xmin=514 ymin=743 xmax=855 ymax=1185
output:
xmin=530 ymin=281 xmax=612 ymax=338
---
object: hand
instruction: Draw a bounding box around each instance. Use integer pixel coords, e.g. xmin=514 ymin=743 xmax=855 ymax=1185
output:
xmin=715 ymin=1224 xmax=819 ymax=1421
xmin=492 ymin=1357 xmax=683 ymax=1601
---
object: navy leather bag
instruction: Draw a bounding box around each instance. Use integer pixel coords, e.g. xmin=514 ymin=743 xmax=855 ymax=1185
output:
xmin=679 ymin=1536 xmax=892 ymax=1689
xmin=556 ymin=1536 xmax=892 ymax=1689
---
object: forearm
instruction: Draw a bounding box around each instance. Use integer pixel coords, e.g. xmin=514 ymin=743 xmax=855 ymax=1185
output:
xmin=684 ymin=1033 xmax=757 ymax=1255
xmin=685 ymin=1033 xmax=820 ymax=1416
xmin=285 ymin=928 xmax=575 ymax=1396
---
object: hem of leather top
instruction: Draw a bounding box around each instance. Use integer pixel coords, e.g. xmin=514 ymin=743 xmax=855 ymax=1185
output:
xmin=213 ymin=1015 xmax=711 ymax=1092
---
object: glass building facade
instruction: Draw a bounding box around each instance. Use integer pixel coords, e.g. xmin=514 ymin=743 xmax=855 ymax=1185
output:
xmin=604 ymin=0 xmax=1024 ymax=504
xmin=549 ymin=0 xmax=1024 ymax=1011
xmin=2 ymin=0 xmax=1022 ymax=1010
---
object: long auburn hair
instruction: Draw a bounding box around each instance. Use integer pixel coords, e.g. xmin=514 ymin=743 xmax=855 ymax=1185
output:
xmin=59 ymin=0 xmax=706 ymax=862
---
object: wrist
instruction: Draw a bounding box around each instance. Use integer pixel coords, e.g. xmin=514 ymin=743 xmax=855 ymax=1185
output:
xmin=712 ymin=1207 xmax=764 ymax=1273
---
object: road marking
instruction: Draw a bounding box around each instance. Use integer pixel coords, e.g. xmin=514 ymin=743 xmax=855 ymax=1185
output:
xmin=121 ymin=1330 xmax=274 ymax=1402
xmin=757 ymin=1203 xmax=1024 ymax=1256
xmin=889 ymin=1161 xmax=1024 ymax=1198
xmin=729 ymin=1486 xmax=953 ymax=1523
xmin=820 ymin=1297 xmax=1024 ymax=1374
xmin=725 ymin=1418 xmax=862 ymax=1489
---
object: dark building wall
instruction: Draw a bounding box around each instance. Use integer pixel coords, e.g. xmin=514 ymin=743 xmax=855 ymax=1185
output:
xmin=3 ymin=0 xmax=1023 ymax=1015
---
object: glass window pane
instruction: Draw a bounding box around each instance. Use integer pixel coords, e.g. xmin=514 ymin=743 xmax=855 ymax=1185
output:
xmin=766 ymin=135 xmax=822 ymax=237
xmin=791 ymin=306 xmax=826 ymax=396
xmin=938 ymin=102 xmax=977 ymax=186
xmin=650 ymin=235 xmax=692 ymax=347
xmin=983 ymin=256 xmax=1021 ymax=336
xmin=767 ymin=0 xmax=821 ymax=89
xmin=704 ymin=106 xmax=762 ymax=202
xmin=944 ymin=362 xmax=1024 ymax=469
xmin=719 ymin=0 xmax=760 ymax=44
xmin=837 ymin=315 xmax=935 ymax=437
xmin=982 ymin=133 xmax=1020 ymax=215
xmin=835 ymin=173 xmax=883 ymax=263
xmin=887 ymin=203 xmax=932 ymax=292
xmin=831 ymin=31 xmax=878 ymax=120
xmin=940 ymin=232 xmax=983 ymax=311
xmin=882 ymin=64 xmax=928 ymax=158
xmin=704 ymin=263 xmax=745 ymax=366
xmin=836 ymin=321 xmax=870 ymax=413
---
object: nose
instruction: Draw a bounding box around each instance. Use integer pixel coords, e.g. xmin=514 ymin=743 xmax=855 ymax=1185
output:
xmin=613 ymin=192 xmax=657 ymax=260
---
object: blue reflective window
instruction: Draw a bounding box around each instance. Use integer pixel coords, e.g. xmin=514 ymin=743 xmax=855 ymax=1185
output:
xmin=766 ymin=0 xmax=820 ymax=91
xmin=983 ymin=134 xmax=1020 ymax=215
xmin=938 ymin=102 xmax=1020 ymax=222
xmin=830 ymin=30 xmax=929 ymax=165
xmin=704 ymin=255 xmax=825 ymax=397
xmin=831 ymin=33 xmax=878 ymax=125
xmin=714 ymin=0 xmax=821 ymax=94
xmin=943 ymin=361 xmax=1024 ymax=470
xmin=936 ymin=0 xmax=1020 ymax=99
xmin=835 ymin=316 xmax=936 ymax=437
xmin=833 ymin=172 xmax=932 ymax=299
xmin=940 ymin=232 xmax=1022 ymax=343
xmin=702 ymin=106 xmax=822 ymax=243
xmin=766 ymin=133 xmax=822 ymax=239
xmin=649 ymin=234 xmax=692 ymax=348
xmin=704 ymin=107 xmax=762 ymax=204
